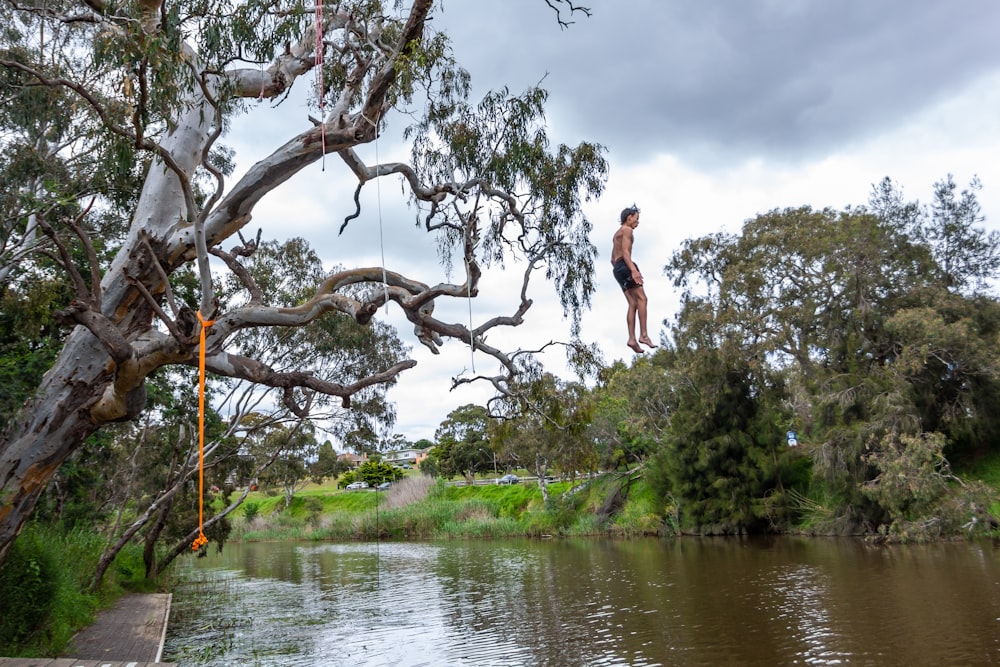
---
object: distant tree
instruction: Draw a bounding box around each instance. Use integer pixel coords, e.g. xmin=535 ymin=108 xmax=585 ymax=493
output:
xmin=343 ymin=425 xmax=381 ymax=459
xmin=383 ymin=434 xmax=411 ymax=451
xmin=588 ymin=355 xmax=670 ymax=471
xmin=255 ymin=423 xmax=319 ymax=508
xmin=418 ymin=447 xmax=442 ymax=478
xmin=646 ymin=345 xmax=791 ymax=533
xmin=310 ymin=441 xmax=351 ymax=485
xmin=491 ymin=374 xmax=595 ymax=502
xmin=927 ymin=175 xmax=1000 ymax=293
xmin=356 ymin=460 xmax=404 ymax=487
xmin=434 ymin=404 xmax=493 ymax=483
xmin=0 ymin=277 xmax=67 ymax=426
xmin=870 ymin=175 xmax=1000 ymax=295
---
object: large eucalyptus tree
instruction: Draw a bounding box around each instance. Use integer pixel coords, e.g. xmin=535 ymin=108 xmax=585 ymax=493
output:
xmin=0 ymin=0 xmax=605 ymax=563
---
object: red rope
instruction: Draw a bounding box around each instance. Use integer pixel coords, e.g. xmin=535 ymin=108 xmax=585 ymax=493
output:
xmin=191 ymin=311 xmax=214 ymax=552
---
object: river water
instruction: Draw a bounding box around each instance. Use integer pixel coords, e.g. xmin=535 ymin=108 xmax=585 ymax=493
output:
xmin=163 ymin=537 xmax=1000 ymax=666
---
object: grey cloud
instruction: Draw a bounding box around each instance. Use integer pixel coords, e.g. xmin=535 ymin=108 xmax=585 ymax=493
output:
xmin=436 ymin=0 xmax=1000 ymax=166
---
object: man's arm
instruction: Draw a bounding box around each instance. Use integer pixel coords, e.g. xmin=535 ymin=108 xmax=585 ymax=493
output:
xmin=622 ymin=228 xmax=643 ymax=285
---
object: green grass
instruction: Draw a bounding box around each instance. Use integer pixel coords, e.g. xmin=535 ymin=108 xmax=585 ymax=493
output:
xmin=610 ymin=481 xmax=664 ymax=535
xmin=954 ymin=447 xmax=1000 ymax=490
xmin=437 ymin=481 xmax=555 ymax=517
xmin=952 ymin=448 xmax=1000 ymax=520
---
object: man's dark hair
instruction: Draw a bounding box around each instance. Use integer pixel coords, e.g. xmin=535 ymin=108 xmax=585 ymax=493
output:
xmin=620 ymin=204 xmax=640 ymax=223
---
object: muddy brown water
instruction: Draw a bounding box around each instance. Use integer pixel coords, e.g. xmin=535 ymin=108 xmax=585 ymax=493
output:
xmin=163 ymin=537 xmax=1000 ymax=666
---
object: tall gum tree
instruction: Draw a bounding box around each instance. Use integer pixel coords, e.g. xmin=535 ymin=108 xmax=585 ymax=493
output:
xmin=0 ymin=0 xmax=606 ymax=563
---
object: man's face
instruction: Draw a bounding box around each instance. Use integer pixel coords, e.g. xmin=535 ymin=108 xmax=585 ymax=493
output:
xmin=628 ymin=212 xmax=640 ymax=228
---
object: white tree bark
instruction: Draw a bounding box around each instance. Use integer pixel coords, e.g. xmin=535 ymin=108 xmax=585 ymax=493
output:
xmin=0 ymin=0 xmax=601 ymax=565
xmin=0 ymin=0 xmax=437 ymax=564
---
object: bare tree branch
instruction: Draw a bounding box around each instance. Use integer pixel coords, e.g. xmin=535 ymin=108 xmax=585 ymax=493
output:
xmin=203 ymin=351 xmax=417 ymax=408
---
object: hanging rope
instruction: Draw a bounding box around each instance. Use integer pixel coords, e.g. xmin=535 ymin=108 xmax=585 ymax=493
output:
xmin=314 ymin=0 xmax=327 ymax=170
xmin=191 ymin=311 xmax=214 ymax=552
xmin=372 ymin=112 xmax=390 ymax=309
xmin=375 ymin=479 xmax=381 ymax=588
xmin=466 ymin=255 xmax=475 ymax=372
xmin=464 ymin=210 xmax=478 ymax=372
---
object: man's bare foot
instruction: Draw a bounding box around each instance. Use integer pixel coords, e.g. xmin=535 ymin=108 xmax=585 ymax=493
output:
xmin=627 ymin=340 xmax=644 ymax=353
xmin=639 ymin=336 xmax=658 ymax=348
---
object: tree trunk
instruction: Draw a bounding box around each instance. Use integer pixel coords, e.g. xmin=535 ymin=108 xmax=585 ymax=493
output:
xmin=534 ymin=454 xmax=550 ymax=504
xmin=0 ymin=95 xmax=214 ymax=565
xmin=0 ymin=0 xmax=452 ymax=569
xmin=143 ymin=499 xmax=173 ymax=580
xmin=0 ymin=331 xmax=111 ymax=564
xmin=92 ymin=462 xmax=197 ymax=589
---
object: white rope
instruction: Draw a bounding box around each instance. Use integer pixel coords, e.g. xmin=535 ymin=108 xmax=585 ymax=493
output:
xmin=466 ymin=255 xmax=475 ymax=372
xmin=314 ymin=0 xmax=326 ymax=171
xmin=372 ymin=113 xmax=389 ymax=309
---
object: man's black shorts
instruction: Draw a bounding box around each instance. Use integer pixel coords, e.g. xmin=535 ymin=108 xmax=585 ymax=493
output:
xmin=613 ymin=259 xmax=639 ymax=291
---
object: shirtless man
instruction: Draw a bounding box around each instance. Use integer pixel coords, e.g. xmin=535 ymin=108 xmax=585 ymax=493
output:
xmin=611 ymin=205 xmax=656 ymax=353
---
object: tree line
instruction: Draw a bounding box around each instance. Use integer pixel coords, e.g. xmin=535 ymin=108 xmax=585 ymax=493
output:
xmin=429 ymin=176 xmax=1000 ymax=539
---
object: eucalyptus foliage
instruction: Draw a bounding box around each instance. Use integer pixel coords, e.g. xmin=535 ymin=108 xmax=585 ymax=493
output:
xmin=656 ymin=178 xmax=1000 ymax=536
xmin=0 ymin=0 xmax=606 ymax=567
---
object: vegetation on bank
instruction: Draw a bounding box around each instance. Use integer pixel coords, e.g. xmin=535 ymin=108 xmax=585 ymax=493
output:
xmin=3 ymin=0 xmax=1000 ymax=655
xmin=233 ymin=475 xmax=662 ymax=542
xmin=230 ymin=465 xmax=998 ymax=545
xmin=0 ymin=523 xmax=154 ymax=657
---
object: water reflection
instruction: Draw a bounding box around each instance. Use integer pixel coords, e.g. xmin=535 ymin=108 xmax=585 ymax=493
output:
xmin=164 ymin=537 xmax=1000 ymax=666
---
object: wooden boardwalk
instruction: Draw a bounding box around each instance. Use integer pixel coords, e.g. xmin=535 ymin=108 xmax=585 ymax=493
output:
xmin=0 ymin=593 xmax=176 ymax=667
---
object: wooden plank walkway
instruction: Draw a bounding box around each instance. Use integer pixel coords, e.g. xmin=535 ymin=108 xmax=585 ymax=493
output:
xmin=0 ymin=593 xmax=176 ymax=667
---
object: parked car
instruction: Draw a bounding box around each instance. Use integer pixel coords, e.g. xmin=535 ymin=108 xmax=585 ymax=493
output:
xmin=377 ymin=481 xmax=392 ymax=491
xmin=497 ymin=474 xmax=519 ymax=485
xmin=346 ymin=481 xmax=369 ymax=490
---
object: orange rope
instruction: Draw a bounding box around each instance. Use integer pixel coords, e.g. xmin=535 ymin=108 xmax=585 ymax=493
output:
xmin=192 ymin=311 xmax=214 ymax=551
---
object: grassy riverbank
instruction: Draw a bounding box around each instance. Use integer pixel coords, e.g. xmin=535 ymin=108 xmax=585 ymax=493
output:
xmin=231 ymin=474 xmax=665 ymax=542
xmin=230 ymin=454 xmax=1000 ymax=544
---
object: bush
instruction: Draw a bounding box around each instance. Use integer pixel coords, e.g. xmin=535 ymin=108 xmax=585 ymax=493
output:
xmin=0 ymin=529 xmax=58 ymax=651
xmin=241 ymin=501 xmax=260 ymax=522
xmin=304 ymin=498 xmax=324 ymax=526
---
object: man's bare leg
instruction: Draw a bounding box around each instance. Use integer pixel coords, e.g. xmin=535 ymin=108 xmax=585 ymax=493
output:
xmin=632 ymin=286 xmax=657 ymax=348
xmin=624 ymin=289 xmax=643 ymax=353
xmin=637 ymin=303 xmax=657 ymax=348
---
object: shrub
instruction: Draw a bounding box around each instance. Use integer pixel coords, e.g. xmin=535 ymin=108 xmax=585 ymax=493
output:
xmin=241 ymin=501 xmax=260 ymax=522
xmin=0 ymin=529 xmax=58 ymax=651
xmin=304 ymin=498 xmax=324 ymax=526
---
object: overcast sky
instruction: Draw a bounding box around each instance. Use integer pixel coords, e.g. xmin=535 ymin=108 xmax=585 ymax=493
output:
xmin=228 ymin=0 xmax=1000 ymax=445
